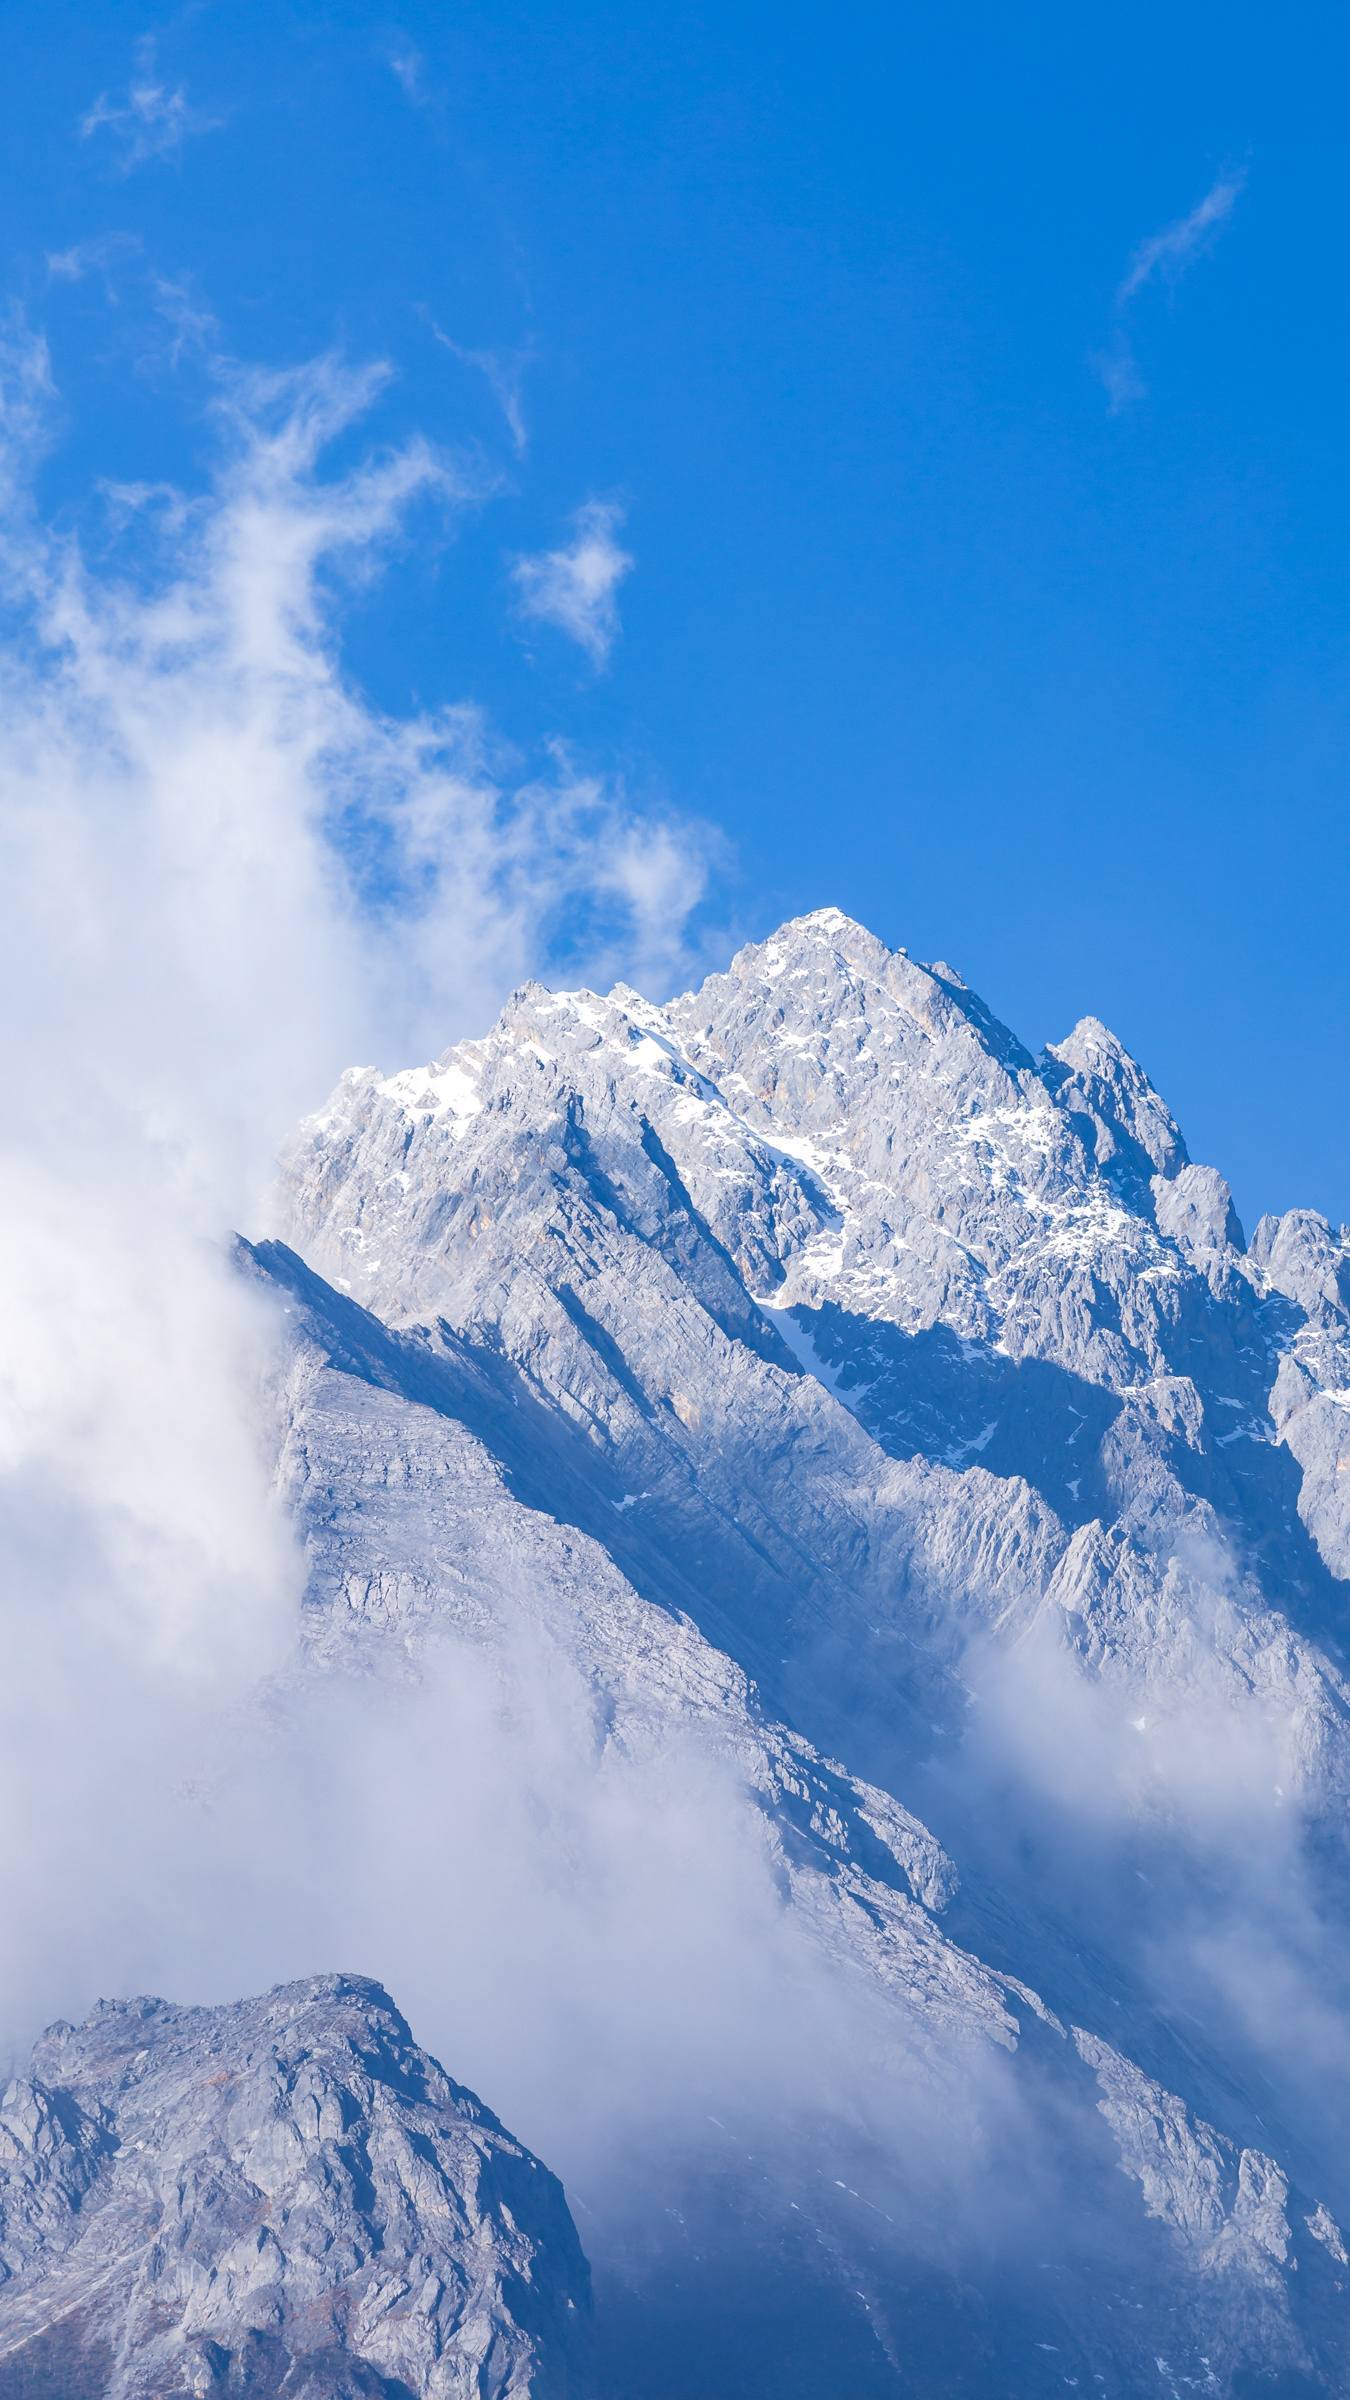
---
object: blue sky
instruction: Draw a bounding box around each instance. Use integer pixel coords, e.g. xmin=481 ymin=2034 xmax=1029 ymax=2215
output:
xmin=3 ymin=0 xmax=1346 ymax=1227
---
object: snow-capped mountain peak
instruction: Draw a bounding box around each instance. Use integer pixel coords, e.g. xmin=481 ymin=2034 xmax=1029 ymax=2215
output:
xmin=254 ymin=908 xmax=1350 ymax=2393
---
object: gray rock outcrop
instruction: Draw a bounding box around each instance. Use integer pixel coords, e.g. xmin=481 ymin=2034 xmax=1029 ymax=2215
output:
xmin=0 ymin=1976 xmax=592 ymax=2400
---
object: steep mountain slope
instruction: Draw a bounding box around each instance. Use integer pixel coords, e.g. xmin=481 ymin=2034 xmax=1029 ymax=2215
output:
xmin=242 ymin=1244 xmax=1350 ymax=2397
xmin=0 ymin=1975 xmax=592 ymax=2400
xmin=253 ymin=910 xmax=1350 ymax=2393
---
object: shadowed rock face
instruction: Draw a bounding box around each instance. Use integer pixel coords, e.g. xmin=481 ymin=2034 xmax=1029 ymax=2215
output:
xmin=0 ymin=1976 xmax=592 ymax=2400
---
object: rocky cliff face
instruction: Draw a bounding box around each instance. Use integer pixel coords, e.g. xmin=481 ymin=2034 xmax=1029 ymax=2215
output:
xmin=0 ymin=1976 xmax=592 ymax=2400
xmin=238 ymin=1240 xmax=1350 ymax=2396
xmin=257 ymin=911 xmax=1350 ymax=2392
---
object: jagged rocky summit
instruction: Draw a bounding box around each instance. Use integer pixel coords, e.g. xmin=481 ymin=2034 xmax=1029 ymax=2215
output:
xmin=283 ymin=905 xmax=1350 ymax=1596
xmin=0 ymin=1975 xmax=591 ymax=2400
xmin=257 ymin=909 xmax=1350 ymax=2394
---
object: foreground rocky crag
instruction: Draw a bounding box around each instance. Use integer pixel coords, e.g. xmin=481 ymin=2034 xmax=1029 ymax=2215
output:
xmin=0 ymin=1975 xmax=592 ymax=2400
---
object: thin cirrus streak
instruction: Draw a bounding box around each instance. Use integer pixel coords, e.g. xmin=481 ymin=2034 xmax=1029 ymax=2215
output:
xmin=1093 ymin=167 xmax=1245 ymax=409
xmin=79 ymin=35 xmax=222 ymax=173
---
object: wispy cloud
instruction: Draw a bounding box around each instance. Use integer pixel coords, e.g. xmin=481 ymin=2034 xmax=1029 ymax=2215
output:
xmin=1094 ymin=169 xmax=1245 ymax=412
xmin=80 ymin=36 xmax=220 ymax=172
xmin=150 ymin=272 xmax=220 ymax=368
xmin=388 ymin=44 xmax=426 ymax=103
xmin=423 ymin=311 xmax=531 ymax=455
xmin=1091 ymin=330 xmax=1145 ymax=415
xmin=1116 ymin=170 xmax=1246 ymax=306
xmin=513 ymin=500 xmax=633 ymax=667
xmin=46 ymin=240 xmax=220 ymax=375
xmin=44 ymin=243 xmax=219 ymax=384
xmin=46 ymin=233 xmax=142 ymax=295
xmin=0 ymin=321 xmax=714 ymax=2061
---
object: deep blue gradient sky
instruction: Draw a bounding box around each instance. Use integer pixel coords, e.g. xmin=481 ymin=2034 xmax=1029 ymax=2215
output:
xmin=4 ymin=0 xmax=1347 ymax=1227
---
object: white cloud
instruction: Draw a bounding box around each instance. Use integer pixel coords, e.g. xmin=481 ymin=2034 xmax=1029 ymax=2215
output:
xmin=47 ymin=239 xmax=225 ymax=374
xmin=0 ymin=321 xmax=714 ymax=2071
xmin=80 ymin=36 xmax=220 ymax=171
xmin=1091 ymin=328 xmax=1146 ymax=417
xmin=513 ymin=498 xmax=633 ymax=666
xmin=1116 ymin=170 xmax=1246 ymax=306
xmin=1094 ymin=169 xmax=1245 ymax=411
xmin=424 ymin=311 xmax=531 ymax=455
xmin=948 ymin=1541 xmax=1350 ymax=2176
xmin=45 ymin=233 xmax=142 ymax=294
xmin=388 ymin=44 xmax=426 ymax=103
